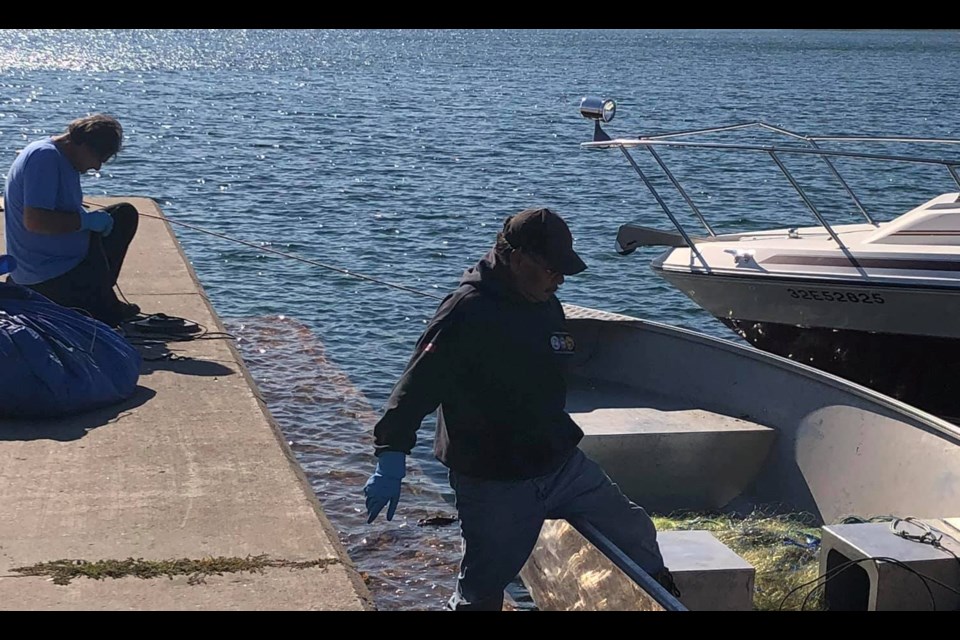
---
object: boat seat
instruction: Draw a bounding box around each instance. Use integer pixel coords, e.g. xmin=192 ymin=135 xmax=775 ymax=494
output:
xmin=568 ymin=378 xmax=776 ymax=513
xmin=520 ymin=520 xmax=755 ymax=610
xmin=819 ymin=519 xmax=960 ymax=610
xmin=659 ymin=530 xmax=755 ymax=611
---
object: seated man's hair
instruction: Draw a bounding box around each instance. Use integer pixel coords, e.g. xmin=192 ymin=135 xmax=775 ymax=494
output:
xmin=66 ymin=114 xmax=123 ymax=162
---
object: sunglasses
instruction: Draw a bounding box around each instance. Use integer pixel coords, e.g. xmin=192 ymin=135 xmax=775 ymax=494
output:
xmin=524 ymin=251 xmax=560 ymax=277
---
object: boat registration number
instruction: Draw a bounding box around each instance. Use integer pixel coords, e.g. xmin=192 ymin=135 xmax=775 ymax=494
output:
xmin=787 ymin=288 xmax=885 ymax=304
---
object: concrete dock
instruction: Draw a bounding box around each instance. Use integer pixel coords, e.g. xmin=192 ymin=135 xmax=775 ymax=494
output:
xmin=0 ymin=197 xmax=373 ymax=610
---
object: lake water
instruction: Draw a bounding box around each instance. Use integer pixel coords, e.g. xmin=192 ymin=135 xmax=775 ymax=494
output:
xmin=2 ymin=29 xmax=958 ymax=610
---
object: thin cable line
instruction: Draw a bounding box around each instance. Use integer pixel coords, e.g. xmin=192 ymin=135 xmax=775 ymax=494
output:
xmin=133 ymin=209 xmax=445 ymax=302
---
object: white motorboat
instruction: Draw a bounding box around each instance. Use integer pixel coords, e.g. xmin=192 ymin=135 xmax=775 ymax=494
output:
xmin=577 ymin=97 xmax=960 ymax=421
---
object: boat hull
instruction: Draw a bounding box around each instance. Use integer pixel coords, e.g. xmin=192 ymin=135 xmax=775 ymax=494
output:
xmin=722 ymin=318 xmax=960 ymax=422
xmin=655 ymin=266 xmax=960 ymax=340
xmin=562 ymin=305 xmax=960 ymax=524
xmin=655 ymin=268 xmax=960 ymax=420
xmin=523 ymin=306 xmax=960 ymax=611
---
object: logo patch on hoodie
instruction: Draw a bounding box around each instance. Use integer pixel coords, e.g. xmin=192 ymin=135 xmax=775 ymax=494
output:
xmin=549 ymin=332 xmax=575 ymax=354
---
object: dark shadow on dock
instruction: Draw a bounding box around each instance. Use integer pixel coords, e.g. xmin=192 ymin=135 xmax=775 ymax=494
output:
xmin=121 ymin=319 xmax=237 ymax=377
xmin=0 ymin=385 xmax=157 ymax=442
xmin=134 ymin=341 xmax=237 ymax=377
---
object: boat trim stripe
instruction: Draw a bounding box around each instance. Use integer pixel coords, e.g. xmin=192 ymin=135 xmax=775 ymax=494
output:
xmin=760 ymin=255 xmax=960 ymax=271
xmin=653 ymin=265 xmax=960 ymax=291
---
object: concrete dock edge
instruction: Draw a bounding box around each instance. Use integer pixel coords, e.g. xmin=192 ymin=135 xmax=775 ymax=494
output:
xmin=0 ymin=196 xmax=374 ymax=610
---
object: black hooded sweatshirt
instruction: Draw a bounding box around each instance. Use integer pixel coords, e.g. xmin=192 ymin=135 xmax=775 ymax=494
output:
xmin=372 ymin=249 xmax=584 ymax=480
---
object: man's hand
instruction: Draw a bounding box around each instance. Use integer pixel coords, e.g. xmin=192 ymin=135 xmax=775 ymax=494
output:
xmin=79 ymin=210 xmax=114 ymax=237
xmin=363 ymin=451 xmax=406 ymax=523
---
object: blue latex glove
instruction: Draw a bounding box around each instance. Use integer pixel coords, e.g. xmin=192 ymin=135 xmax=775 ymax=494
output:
xmin=364 ymin=451 xmax=406 ymax=523
xmin=80 ymin=210 xmax=114 ymax=237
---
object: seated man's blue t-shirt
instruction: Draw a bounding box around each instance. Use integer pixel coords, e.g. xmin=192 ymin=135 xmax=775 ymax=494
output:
xmin=3 ymin=138 xmax=89 ymax=285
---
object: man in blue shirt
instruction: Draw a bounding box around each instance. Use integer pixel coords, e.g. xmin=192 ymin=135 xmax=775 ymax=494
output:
xmin=3 ymin=113 xmax=140 ymax=327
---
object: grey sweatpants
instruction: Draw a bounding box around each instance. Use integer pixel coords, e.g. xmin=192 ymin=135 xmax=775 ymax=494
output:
xmin=446 ymin=447 xmax=664 ymax=611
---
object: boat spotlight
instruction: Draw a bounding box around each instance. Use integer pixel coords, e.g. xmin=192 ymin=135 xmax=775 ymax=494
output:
xmin=579 ymin=96 xmax=616 ymax=123
xmin=580 ymin=96 xmax=615 ymax=142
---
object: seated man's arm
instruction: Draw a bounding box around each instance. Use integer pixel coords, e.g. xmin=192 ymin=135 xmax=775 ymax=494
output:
xmin=23 ymin=205 xmax=82 ymax=234
xmin=20 ymin=146 xmax=82 ymax=234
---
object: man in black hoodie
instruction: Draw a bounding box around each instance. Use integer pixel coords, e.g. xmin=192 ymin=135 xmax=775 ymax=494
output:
xmin=364 ymin=207 xmax=675 ymax=610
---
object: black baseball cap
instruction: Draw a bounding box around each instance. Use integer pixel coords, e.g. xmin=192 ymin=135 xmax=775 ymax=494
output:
xmin=501 ymin=207 xmax=587 ymax=275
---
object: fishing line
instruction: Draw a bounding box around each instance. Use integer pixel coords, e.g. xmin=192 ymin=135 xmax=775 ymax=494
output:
xmin=133 ymin=208 xmax=445 ymax=302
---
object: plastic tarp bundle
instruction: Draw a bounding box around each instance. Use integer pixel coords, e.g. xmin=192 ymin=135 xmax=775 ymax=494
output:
xmin=0 ymin=255 xmax=141 ymax=418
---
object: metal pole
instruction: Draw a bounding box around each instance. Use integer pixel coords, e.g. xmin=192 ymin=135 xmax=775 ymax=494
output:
xmin=618 ymin=145 xmax=712 ymax=272
xmin=646 ymin=146 xmax=717 ymax=237
xmin=768 ymin=151 xmax=867 ymax=277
